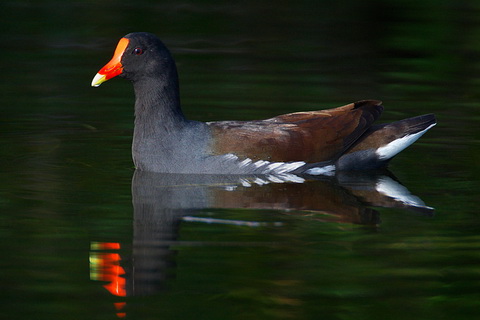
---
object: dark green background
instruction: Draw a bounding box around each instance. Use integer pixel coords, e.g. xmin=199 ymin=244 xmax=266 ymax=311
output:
xmin=1 ymin=1 xmax=479 ymax=319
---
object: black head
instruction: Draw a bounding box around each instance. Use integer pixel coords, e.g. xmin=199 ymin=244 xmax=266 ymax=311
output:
xmin=121 ymin=32 xmax=176 ymax=82
xmin=92 ymin=32 xmax=177 ymax=87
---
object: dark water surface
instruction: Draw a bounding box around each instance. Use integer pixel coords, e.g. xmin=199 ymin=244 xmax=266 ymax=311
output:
xmin=1 ymin=1 xmax=480 ymax=319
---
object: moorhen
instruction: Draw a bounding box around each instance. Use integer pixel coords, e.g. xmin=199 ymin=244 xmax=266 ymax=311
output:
xmin=92 ymin=32 xmax=436 ymax=174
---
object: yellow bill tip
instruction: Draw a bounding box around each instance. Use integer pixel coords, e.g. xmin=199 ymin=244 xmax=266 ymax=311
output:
xmin=91 ymin=73 xmax=107 ymax=87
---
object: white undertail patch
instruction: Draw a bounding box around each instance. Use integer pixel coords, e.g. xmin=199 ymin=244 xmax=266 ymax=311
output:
xmin=376 ymin=123 xmax=436 ymax=160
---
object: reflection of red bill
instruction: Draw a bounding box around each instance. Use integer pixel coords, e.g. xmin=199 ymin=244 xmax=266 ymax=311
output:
xmin=89 ymin=242 xmax=126 ymax=297
xmin=90 ymin=242 xmax=127 ymax=318
xmin=114 ymin=302 xmax=127 ymax=318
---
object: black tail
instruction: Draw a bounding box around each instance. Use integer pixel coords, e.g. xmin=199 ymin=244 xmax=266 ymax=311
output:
xmin=336 ymin=114 xmax=436 ymax=170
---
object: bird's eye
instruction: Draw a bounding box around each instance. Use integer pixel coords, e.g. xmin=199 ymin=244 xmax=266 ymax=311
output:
xmin=133 ymin=47 xmax=144 ymax=55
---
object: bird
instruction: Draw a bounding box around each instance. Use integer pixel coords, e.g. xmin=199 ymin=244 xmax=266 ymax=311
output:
xmin=91 ymin=32 xmax=436 ymax=175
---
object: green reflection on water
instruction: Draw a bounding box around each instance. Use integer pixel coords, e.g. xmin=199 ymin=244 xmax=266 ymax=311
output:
xmin=1 ymin=1 xmax=480 ymax=319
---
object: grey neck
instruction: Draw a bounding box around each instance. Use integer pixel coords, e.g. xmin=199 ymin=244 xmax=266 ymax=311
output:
xmin=132 ymin=70 xmax=187 ymax=140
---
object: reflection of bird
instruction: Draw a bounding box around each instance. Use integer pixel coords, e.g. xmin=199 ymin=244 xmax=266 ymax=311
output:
xmin=92 ymin=32 xmax=436 ymax=174
xmin=89 ymin=169 xmax=432 ymax=308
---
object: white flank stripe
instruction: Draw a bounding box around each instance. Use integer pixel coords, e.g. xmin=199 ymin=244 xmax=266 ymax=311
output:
xmin=254 ymin=160 xmax=269 ymax=168
xmin=274 ymin=161 xmax=306 ymax=174
xmin=225 ymin=154 xmax=335 ymax=176
xmin=239 ymin=158 xmax=252 ymax=167
xmin=224 ymin=153 xmax=239 ymax=161
xmin=376 ymin=124 xmax=436 ymax=160
xmin=266 ymin=162 xmax=285 ymax=171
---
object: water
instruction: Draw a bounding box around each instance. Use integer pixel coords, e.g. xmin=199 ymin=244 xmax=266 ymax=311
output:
xmin=1 ymin=1 xmax=480 ymax=319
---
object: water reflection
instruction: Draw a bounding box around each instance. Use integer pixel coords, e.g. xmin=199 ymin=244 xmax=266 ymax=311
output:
xmin=90 ymin=170 xmax=433 ymax=315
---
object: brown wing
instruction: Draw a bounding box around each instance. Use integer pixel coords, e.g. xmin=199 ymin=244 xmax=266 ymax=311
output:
xmin=208 ymin=100 xmax=384 ymax=162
